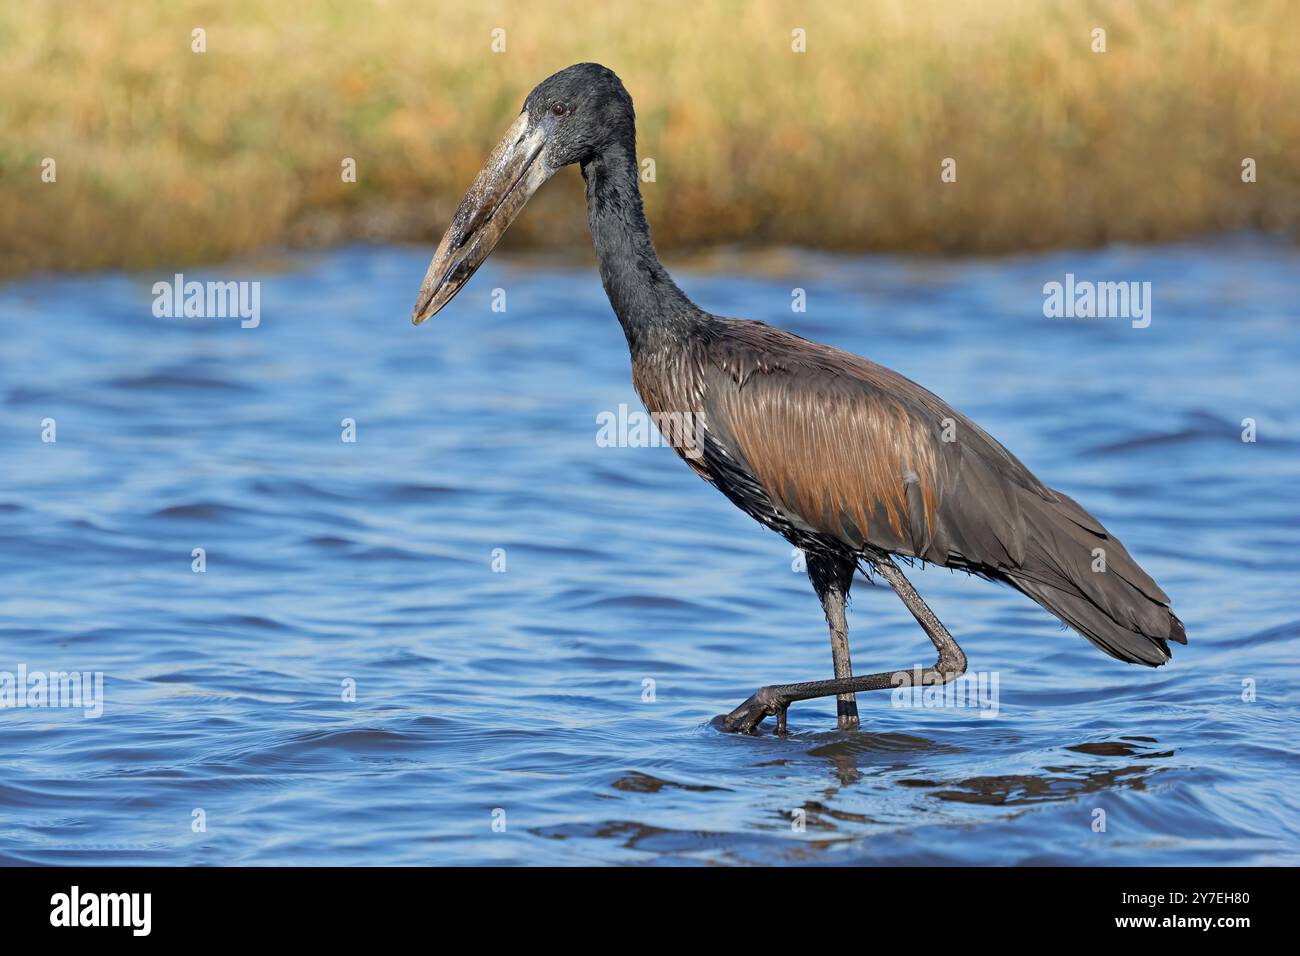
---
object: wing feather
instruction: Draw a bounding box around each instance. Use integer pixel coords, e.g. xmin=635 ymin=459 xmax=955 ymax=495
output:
xmin=696 ymin=319 xmax=1182 ymax=664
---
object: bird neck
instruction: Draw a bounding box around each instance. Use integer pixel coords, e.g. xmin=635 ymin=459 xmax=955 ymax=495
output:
xmin=582 ymin=142 xmax=704 ymax=354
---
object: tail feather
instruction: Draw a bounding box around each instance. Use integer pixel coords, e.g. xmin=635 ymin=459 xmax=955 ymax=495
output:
xmin=1000 ymin=490 xmax=1185 ymax=666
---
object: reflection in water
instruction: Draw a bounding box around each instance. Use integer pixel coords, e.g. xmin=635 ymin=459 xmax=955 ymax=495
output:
xmin=0 ymin=239 xmax=1297 ymax=864
xmin=932 ymin=765 xmax=1161 ymax=805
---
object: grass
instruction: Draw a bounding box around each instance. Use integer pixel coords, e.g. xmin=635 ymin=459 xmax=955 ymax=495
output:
xmin=1 ymin=0 xmax=1297 ymax=277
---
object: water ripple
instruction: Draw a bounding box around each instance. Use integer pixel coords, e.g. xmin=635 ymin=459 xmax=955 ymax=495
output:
xmin=1 ymin=240 xmax=1297 ymax=864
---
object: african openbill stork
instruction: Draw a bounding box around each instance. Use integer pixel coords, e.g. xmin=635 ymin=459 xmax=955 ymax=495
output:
xmin=411 ymin=63 xmax=1186 ymax=734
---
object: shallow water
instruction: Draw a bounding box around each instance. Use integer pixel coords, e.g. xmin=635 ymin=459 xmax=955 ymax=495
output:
xmin=1 ymin=237 xmax=1297 ymax=865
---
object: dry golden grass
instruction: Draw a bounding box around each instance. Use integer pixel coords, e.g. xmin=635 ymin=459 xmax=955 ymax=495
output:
xmin=1 ymin=0 xmax=1297 ymax=276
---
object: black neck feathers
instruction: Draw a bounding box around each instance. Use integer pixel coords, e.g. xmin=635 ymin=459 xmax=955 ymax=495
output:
xmin=581 ymin=141 xmax=704 ymax=353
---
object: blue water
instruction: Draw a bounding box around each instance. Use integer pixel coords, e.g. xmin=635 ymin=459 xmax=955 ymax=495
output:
xmin=1 ymin=237 xmax=1297 ymax=865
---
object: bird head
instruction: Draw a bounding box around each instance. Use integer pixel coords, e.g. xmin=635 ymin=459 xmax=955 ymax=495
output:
xmin=411 ymin=63 xmax=634 ymax=325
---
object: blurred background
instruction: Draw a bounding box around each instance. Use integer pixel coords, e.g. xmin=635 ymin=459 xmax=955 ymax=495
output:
xmin=2 ymin=0 xmax=1298 ymax=276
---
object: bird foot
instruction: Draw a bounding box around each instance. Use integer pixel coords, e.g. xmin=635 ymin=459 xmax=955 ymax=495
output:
xmin=837 ymin=699 xmax=860 ymax=731
xmin=722 ymin=686 xmax=789 ymax=735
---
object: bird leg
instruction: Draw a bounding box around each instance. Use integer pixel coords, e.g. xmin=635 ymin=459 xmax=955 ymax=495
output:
xmin=722 ymin=554 xmax=967 ymax=734
xmin=807 ymin=553 xmax=860 ymax=730
xmin=827 ymin=610 xmax=859 ymax=730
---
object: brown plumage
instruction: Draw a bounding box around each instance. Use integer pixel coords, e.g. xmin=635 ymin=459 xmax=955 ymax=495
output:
xmin=411 ymin=62 xmax=1185 ymax=732
xmin=637 ymin=318 xmax=1185 ymax=667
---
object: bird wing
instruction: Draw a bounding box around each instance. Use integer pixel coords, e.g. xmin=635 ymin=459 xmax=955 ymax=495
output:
xmin=699 ymin=318 xmax=1045 ymax=567
xmin=696 ymin=318 xmax=1182 ymax=664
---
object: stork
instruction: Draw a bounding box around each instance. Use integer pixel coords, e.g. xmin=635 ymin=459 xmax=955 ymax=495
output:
xmin=410 ymin=63 xmax=1185 ymax=734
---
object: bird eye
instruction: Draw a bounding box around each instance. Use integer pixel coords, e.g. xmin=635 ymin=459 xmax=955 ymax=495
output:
xmin=551 ymin=102 xmax=568 ymax=116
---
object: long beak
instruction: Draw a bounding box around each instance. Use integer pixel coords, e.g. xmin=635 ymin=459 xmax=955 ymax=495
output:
xmin=411 ymin=112 xmax=552 ymax=324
